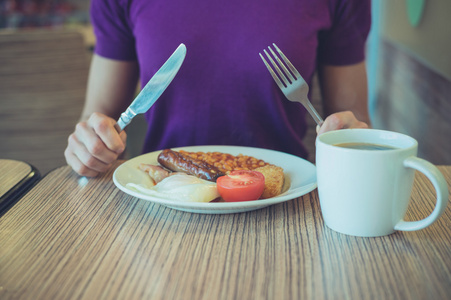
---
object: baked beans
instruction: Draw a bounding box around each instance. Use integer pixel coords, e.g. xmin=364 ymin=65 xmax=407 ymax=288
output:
xmin=179 ymin=150 xmax=269 ymax=173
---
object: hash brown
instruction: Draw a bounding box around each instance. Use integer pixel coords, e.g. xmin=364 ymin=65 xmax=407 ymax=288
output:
xmin=254 ymin=165 xmax=285 ymax=199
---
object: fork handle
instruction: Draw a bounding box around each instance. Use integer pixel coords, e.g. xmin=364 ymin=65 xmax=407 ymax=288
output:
xmin=304 ymin=101 xmax=324 ymax=126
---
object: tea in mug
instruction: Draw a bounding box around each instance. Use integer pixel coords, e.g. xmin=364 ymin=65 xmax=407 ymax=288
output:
xmin=334 ymin=142 xmax=397 ymax=151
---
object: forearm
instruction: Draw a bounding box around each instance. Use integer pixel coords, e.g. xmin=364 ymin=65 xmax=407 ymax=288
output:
xmin=318 ymin=62 xmax=371 ymax=126
xmin=80 ymin=54 xmax=140 ymax=121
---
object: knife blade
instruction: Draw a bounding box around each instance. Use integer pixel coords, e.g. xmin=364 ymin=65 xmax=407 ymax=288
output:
xmin=115 ymin=43 xmax=187 ymax=131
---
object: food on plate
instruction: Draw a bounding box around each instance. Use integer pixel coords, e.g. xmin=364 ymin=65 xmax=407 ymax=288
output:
xmin=133 ymin=149 xmax=285 ymax=203
xmin=178 ymin=150 xmax=269 ymax=173
xmin=216 ymin=170 xmax=265 ymax=202
xmin=126 ymin=173 xmax=220 ymax=203
xmin=139 ymin=163 xmax=170 ymax=186
xmin=254 ymin=165 xmax=285 ymax=199
xmin=158 ymin=149 xmax=225 ymax=181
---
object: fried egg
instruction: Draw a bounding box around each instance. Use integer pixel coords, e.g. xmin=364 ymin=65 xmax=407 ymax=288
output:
xmin=126 ymin=173 xmax=219 ymax=202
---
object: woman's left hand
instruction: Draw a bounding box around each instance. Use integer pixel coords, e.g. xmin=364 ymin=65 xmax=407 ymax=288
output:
xmin=316 ymin=110 xmax=369 ymax=135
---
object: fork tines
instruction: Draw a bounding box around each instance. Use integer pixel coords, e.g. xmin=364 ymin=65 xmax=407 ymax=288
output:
xmin=259 ymin=43 xmax=300 ymax=89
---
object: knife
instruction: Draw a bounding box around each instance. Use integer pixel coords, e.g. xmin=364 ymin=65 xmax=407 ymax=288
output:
xmin=115 ymin=43 xmax=187 ymax=131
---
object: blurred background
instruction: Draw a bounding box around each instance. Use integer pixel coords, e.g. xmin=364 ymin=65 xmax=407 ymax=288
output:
xmin=0 ymin=0 xmax=450 ymax=175
xmin=0 ymin=0 xmax=89 ymax=28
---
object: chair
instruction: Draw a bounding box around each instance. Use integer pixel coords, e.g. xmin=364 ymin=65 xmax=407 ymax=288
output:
xmin=0 ymin=29 xmax=90 ymax=175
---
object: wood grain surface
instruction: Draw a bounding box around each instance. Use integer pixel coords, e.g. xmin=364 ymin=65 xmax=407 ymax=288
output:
xmin=0 ymin=163 xmax=450 ymax=300
xmin=0 ymin=29 xmax=89 ymax=175
xmin=0 ymin=159 xmax=40 ymax=213
xmin=0 ymin=160 xmax=32 ymax=198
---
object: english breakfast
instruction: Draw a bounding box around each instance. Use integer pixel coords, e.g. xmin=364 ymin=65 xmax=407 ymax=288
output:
xmin=127 ymin=149 xmax=285 ymax=203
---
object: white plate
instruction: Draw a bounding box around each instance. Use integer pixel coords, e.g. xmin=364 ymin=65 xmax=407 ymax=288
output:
xmin=113 ymin=145 xmax=317 ymax=214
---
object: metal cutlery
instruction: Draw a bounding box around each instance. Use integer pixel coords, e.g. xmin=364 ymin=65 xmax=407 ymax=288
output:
xmin=260 ymin=43 xmax=323 ymax=126
xmin=115 ymin=43 xmax=187 ymax=131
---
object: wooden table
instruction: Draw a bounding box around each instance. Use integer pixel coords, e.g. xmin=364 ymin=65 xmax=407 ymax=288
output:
xmin=0 ymin=159 xmax=40 ymax=214
xmin=1 ymin=163 xmax=450 ymax=300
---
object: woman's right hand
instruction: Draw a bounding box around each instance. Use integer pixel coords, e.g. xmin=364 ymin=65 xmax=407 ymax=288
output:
xmin=65 ymin=112 xmax=127 ymax=177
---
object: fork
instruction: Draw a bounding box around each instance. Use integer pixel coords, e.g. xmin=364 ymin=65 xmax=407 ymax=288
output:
xmin=260 ymin=43 xmax=324 ymax=126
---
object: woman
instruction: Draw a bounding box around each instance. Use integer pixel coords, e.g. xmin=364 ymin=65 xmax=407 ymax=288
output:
xmin=65 ymin=0 xmax=371 ymax=177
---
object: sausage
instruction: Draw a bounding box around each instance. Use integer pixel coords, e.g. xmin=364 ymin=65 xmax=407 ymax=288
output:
xmin=157 ymin=149 xmax=225 ymax=182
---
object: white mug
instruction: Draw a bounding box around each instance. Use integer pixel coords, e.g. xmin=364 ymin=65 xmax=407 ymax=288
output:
xmin=315 ymin=129 xmax=448 ymax=237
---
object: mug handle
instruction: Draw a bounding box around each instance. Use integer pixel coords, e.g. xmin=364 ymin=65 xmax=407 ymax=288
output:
xmin=394 ymin=157 xmax=448 ymax=231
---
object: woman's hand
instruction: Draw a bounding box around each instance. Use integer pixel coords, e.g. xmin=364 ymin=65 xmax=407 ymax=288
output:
xmin=65 ymin=112 xmax=127 ymax=177
xmin=316 ymin=110 xmax=369 ymax=135
xmin=65 ymin=55 xmax=139 ymax=177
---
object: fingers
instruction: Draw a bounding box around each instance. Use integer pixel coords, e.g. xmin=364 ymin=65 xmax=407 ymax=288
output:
xmin=64 ymin=113 xmax=127 ymax=177
xmin=67 ymin=129 xmax=113 ymax=174
xmin=87 ymin=113 xmax=126 ymax=154
xmin=317 ymin=111 xmax=368 ymax=135
xmin=64 ymin=143 xmax=103 ymax=178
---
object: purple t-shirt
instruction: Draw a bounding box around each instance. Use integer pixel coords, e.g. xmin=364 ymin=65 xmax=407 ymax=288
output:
xmin=91 ymin=0 xmax=370 ymax=158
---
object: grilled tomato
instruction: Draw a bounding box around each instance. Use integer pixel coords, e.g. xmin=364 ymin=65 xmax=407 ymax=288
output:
xmin=216 ymin=170 xmax=265 ymax=202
